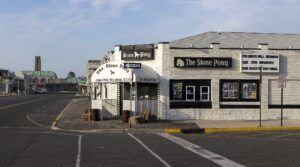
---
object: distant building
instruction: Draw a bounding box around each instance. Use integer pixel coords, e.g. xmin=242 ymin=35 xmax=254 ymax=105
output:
xmin=21 ymin=71 xmax=57 ymax=92
xmin=19 ymin=56 xmax=57 ymax=93
xmin=56 ymin=72 xmax=86 ymax=93
xmin=35 ymin=56 xmax=41 ymax=71
xmin=86 ymin=59 xmax=105 ymax=94
xmin=0 ymin=69 xmax=12 ymax=95
xmin=0 ymin=69 xmax=16 ymax=95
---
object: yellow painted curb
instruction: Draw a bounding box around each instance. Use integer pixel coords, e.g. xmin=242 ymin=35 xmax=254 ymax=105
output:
xmin=51 ymin=99 xmax=74 ymax=129
xmin=205 ymin=126 xmax=300 ymax=134
xmin=164 ymin=128 xmax=181 ymax=133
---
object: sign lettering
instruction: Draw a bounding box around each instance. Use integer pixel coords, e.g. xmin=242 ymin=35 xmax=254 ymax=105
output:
xmin=122 ymin=50 xmax=154 ymax=60
xmin=174 ymin=57 xmax=232 ymax=68
xmin=241 ymin=53 xmax=279 ymax=73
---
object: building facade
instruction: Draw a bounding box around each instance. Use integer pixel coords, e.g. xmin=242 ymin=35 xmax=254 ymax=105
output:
xmin=86 ymin=59 xmax=105 ymax=94
xmin=0 ymin=69 xmax=13 ymax=95
xmin=91 ymin=31 xmax=300 ymax=120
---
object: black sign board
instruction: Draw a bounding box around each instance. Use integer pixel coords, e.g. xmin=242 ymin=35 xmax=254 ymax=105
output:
xmin=124 ymin=63 xmax=141 ymax=69
xmin=174 ymin=57 xmax=232 ymax=68
xmin=121 ymin=49 xmax=154 ymax=60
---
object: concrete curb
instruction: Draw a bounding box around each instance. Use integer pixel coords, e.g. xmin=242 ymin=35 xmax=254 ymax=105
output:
xmin=164 ymin=128 xmax=205 ymax=134
xmin=51 ymin=99 xmax=74 ymax=130
xmin=164 ymin=126 xmax=300 ymax=134
xmin=204 ymin=126 xmax=300 ymax=134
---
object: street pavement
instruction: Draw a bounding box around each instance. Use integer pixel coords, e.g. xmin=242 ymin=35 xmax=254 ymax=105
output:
xmin=1 ymin=94 xmax=300 ymax=167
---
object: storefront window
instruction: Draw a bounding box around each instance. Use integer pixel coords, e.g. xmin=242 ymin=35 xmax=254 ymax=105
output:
xmin=200 ymin=86 xmax=210 ymax=101
xmin=222 ymin=82 xmax=239 ymax=99
xmin=241 ymin=82 xmax=257 ymax=99
xmin=220 ymin=80 xmax=259 ymax=101
xmin=170 ymin=79 xmax=212 ymax=108
xmin=186 ymin=86 xmax=195 ymax=101
xmin=171 ymin=82 xmax=183 ymax=100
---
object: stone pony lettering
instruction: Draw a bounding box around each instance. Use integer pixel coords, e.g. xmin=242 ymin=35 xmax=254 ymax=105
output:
xmin=122 ymin=50 xmax=153 ymax=60
xmin=175 ymin=57 xmax=232 ymax=68
xmin=213 ymin=59 xmax=229 ymax=67
xmin=138 ymin=77 xmax=157 ymax=82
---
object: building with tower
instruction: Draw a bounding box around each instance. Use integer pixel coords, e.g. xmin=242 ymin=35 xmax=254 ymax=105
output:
xmin=18 ymin=56 xmax=57 ymax=93
xmin=35 ymin=56 xmax=41 ymax=71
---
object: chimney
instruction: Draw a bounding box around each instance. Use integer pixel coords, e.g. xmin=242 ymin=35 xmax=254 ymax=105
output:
xmin=258 ymin=43 xmax=268 ymax=51
xmin=210 ymin=42 xmax=220 ymax=49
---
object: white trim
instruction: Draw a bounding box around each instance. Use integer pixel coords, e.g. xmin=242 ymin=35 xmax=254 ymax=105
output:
xmin=186 ymin=86 xmax=195 ymax=101
xmin=200 ymin=86 xmax=210 ymax=101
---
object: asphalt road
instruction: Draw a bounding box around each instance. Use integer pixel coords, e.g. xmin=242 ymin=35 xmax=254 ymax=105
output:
xmin=1 ymin=94 xmax=300 ymax=167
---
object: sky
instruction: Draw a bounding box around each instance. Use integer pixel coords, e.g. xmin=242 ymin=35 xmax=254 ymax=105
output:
xmin=1 ymin=0 xmax=300 ymax=78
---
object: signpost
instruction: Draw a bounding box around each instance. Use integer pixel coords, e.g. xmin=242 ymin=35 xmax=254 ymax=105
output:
xmin=124 ymin=63 xmax=141 ymax=125
xmin=278 ymin=74 xmax=286 ymax=126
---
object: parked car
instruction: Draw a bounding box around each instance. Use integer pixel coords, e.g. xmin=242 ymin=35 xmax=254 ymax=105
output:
xmin=34 ymin=88 xmax=47 ymax=94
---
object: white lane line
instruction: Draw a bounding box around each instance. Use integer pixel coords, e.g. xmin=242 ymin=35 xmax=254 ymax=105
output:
xmin=158 ymin=133 xmax=245 ymax=167
xmin=17 ymin=131 xmax=78 ymax=136
xmin=0 ymin=126 xmax=42 ymax=129
xmin=76 ymin=135 xmax=82 ymax=167
xmin=0 ymin=98 xmax=46 ymax=110
xmin=127 ymin=132 xmax=171 ymax=167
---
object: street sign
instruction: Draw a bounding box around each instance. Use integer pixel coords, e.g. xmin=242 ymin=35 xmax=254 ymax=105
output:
xmin=124 ymin=63 xmax=141 ymax=69
xmin=278 ymin=74 xmax=286 ymax=88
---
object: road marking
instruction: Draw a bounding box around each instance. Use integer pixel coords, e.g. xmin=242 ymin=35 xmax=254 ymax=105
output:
xmin=18 ymin=131 xmax=78 ymax=136
xmin=76 ymin=135 xmax=82 ymax=167
xmin=0 ymin=98 xmax=46 ymax=110
xmin=127 ymin=132 xmax=171 ymax=167
xmin=26 ymin=114 xmax=50 ymax=129
xmin=51 ymin=99 xmax=74 ymax=130
xmin=158 ymin=133 xmax=245 ymax=167
xmin=0 ymin=126 xmax=43 ymax=129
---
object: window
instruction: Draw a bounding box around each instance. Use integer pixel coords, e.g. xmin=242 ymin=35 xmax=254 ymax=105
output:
xmin=137 ymin=83 xmax=158 ymax=100
xmin=170 ymin=80 xmax=212 ymax=108
xmin=220 ymin=80 xmax=259 ymax=101
xmin=241 ymin=82 xmax=257 ymax=99
xmin=186 ymin=86 xmax=195 ymax=101
xmin=222 ymin=82 xmax=239 ymax=100
xmin=200 ymin=86 xmax=210 ymax=101
xmin=171 ymin=82 xmax=183 ymax=100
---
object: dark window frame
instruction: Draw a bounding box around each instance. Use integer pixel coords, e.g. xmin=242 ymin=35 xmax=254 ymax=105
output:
xmin=170 ymin=79 xmax=212 ymax=108
xmin=220 ymin=79 xmax=260 ymax=102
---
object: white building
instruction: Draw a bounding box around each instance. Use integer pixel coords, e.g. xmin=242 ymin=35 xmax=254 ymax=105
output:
xmin=91 ymin=31 xmax=300 ymax=120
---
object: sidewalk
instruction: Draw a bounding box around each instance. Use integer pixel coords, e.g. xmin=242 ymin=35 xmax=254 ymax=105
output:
xmin=55 ymin=97 xmax=199 ymax=133
xmin=55 ymin=97 xmax=300 ymax=133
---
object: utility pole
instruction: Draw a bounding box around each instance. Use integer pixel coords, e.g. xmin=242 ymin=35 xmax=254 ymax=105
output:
xmin=259 ymin=66 xmax=262 ymax=127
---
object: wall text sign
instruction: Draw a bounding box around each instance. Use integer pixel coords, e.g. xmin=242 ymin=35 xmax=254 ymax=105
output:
xmin=174 ymin=57 xmax=232 ymax=68
xmin=121 ymin=50 xmax=154 ymax=60
xmin=241 ymin=53 xmax=279 ymax=73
